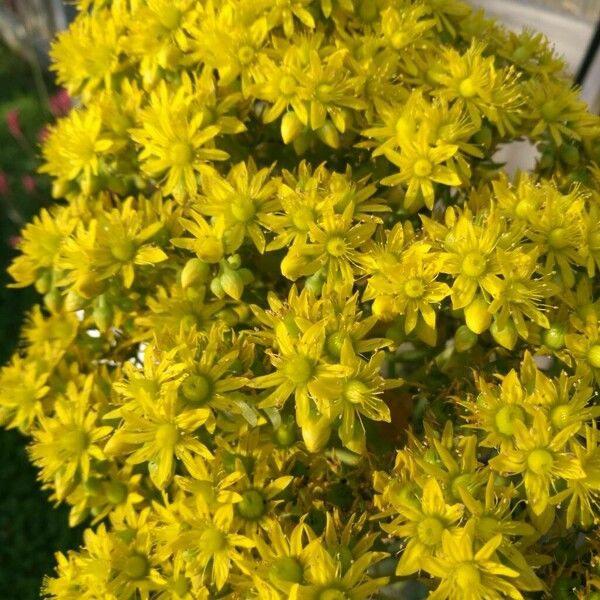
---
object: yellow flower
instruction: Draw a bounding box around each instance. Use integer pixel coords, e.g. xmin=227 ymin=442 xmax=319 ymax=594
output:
xmin=364 ymin=241 xmax=450 ymax=332
xmin=288 ymin=536 xmax=388 ymax=600
xmin=489 ymin=411 xmax=584 ymax=515
xmin=130 ymin=77 xmax=229 ymax=198
xmin=187 ymin=3 xmax=269 ymax=94
xmin=59 ymin=197 xmax=168 ymax=291
xmin=250 ymin=321 xmax=349 ymax=427
xmin=281 ymin=202 xmax=377 ymax=289
xmin=50 ymin=8 xmax=123 ymax=99
xmin=566 ymin=320 xmax=600 ymax=384
xmin=253 ymin=518 xmax=316 ymax=597
xmin=382 ymin=477 xmax=463 ymax=576
xmin=167 ymin=496 xmax=255 ymax=590
xmin=104 ymin=386 xmax=213 ymax=490
xmin=313 ymin=340 xmax=401 ymax=454
xmin=7 ymin=207 xmax=77 ymax=289
xmin=194 ymin=160 xmax=279 ymax=253
xmin=29 ymin=376 xmax=112 ymax=500
xmin=0 ymin=355 xmax=50 ymax=432
xmin=381 ymin=128 xmax=461 ymax=210
xmin=40 ymin=106 xmax=114 ymax=195
xmin=425 ymin=207 xmax=503 ymax=309
xmin=422 ymin=528 xmax=523 ymax=600
xmin=487 ymin=248 xmax=555 ymax=340
xmin=431 ymin=40 xmax=523 ymax=136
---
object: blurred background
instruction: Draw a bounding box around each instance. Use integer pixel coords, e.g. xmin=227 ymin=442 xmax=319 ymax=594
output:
xmin=0 ymin=0 xmax=598 ymax=598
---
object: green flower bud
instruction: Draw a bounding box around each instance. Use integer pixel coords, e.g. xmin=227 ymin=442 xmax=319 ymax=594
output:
xmin=210 ymin=276 xmax=225 ymax=298
xmin=316 ymin=122 xmax=340 ymax=149
xmin=44 ymin=287 xmax=63 ymax=313
xmin=454 ymin=325 xmax=478 ymax=352
xmin=220 ymin=265 xmax=244 ymax=300
xmin=35 ymin=270 xmax=52 ymax=295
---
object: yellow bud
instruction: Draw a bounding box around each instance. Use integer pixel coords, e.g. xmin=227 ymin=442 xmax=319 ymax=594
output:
xmin=44 ymin=288 xmax=63 ymax=313
xmin=281 ymin=111 xmax=304 ymax=144
xmin=490 ymin=319 xmax=518 ymax=350
xmin=64 ymin=291 xmax=87 ymax=312
xmin=316 ymin=122 xmax=340 ymax=149
xmin=454 ymin=325 xmax=478 ymax=352
xmin=301 ymin=413 xmax=331 ymax=453
xmin=181 ymin=258 xmax=210 ymax=288
xmin=220 ymin=266 xmax=244 ymax=300
xmin=464 ymin=296 xmax=491 ymax=334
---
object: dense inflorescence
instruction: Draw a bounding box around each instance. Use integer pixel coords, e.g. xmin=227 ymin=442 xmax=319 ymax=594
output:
xmin=3 ymin=0 xmax=600 ymax=598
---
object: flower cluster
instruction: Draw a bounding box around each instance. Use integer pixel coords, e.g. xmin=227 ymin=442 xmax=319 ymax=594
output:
xmin=3 ymin=0 xmax=600 ymax=598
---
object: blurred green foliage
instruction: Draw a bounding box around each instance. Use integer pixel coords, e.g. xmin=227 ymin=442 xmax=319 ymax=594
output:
xmin=0 ymin=41 xmax=80 ymax=600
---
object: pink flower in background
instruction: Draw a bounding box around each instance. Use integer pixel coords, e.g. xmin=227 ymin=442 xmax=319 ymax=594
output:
xmin=0 ymin=171 xmax=9 ymax=196
xmin=49 ymin=89 xmax=72 ymax=117
xmin=21 ymin=175 xmax=36 ymax=193
xmin=6 ymin=109 xmax=23 ymax=139
xmin=8 ymin=235 xmax=21 ymax=249
xmin=37 ymin=126 xmax=49 ymax=144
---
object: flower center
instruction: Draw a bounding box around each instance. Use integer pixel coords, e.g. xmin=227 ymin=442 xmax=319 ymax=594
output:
xmin=231 ymin=195 xmax=256 ymax=222
xmin=284 ymin=355 xmax=314 ymax=384
xmin=357 ymin=0 xmax=377 ymax=22
xmin=494 ymin=405 xmax=525 ymax=436
xmin=279 ymin=75 xmax=297 ymax=97
xmin=550 ymin=404 xmax=571 ymax=429
xmin=159 ymin=6 xmax=181 ymax=30
xmin=291 ymin=206 xmax=314 ymax=232
xmin=200 ymin=527 xmax=227 ymax=553
xmin=527 ymin=448 xmax=553 ymax=475
xmin=156 ymin=423 xmax=179 ymax=447
xmin=269 ymin=556 xmax=304 ymax=584
xmin=417 ymin=516 xmax=444 ymax=546
xmin=511 ymin=45 xmax=531 ymax=63
xmin=316 ymin=83 xmax=333 ymax=102
xmin=413 ymin=158 xmax=432 ymax=178
xmin=111 ymin=239 xmax=136 ymax=262
xmin=64 ymin=429 xmax=89 ymax=454
xmin=548 ymin=227 xmax=569 ymax=250
xmin=326 ymin=236 xmax=347 ymax=257
xmin=391 ymin=31 xmax=409 ymax=49
xmin=454 ymin=563 xmax=481 ymax=589
xmin=325 ymin=331 xmax=347 ymax=359
xmin=180 ymin=374 xmax=212 ymax=404
xmin=318 ymin=589 xmax=349 ymax=600
xmin=514 ymin=199 xmax=533 ymax=220
xmin=237 ymin=489 xmax=266 ymax=521
xmin=343 ymin=380 xmax=370 ymax=405
xmin=404 ymin=278 xmax=425 ymax=299
xmin=170 ymin=142 xmax=193 ymax=166
xmin=477 ymin=516 xmax=498 ymax=538
xmin=238 ymin=45 xmax=255 ymax=65
xmin=462 ymin=251 xmax=487 ymax=278
xmin=541 ymin=100 xmax=561 ymax=122
xmin=395 ymin=116 xmax=413 ymax=141
xmin=588 ymin=345 xmax=600 ymax=368
xmin=106 ymin=481 xmax=128 ymax=505
xmin=459 ymin=77 xmax=478 ymax=98
xmin=123 ymin=554 xmax=150 ymax=580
